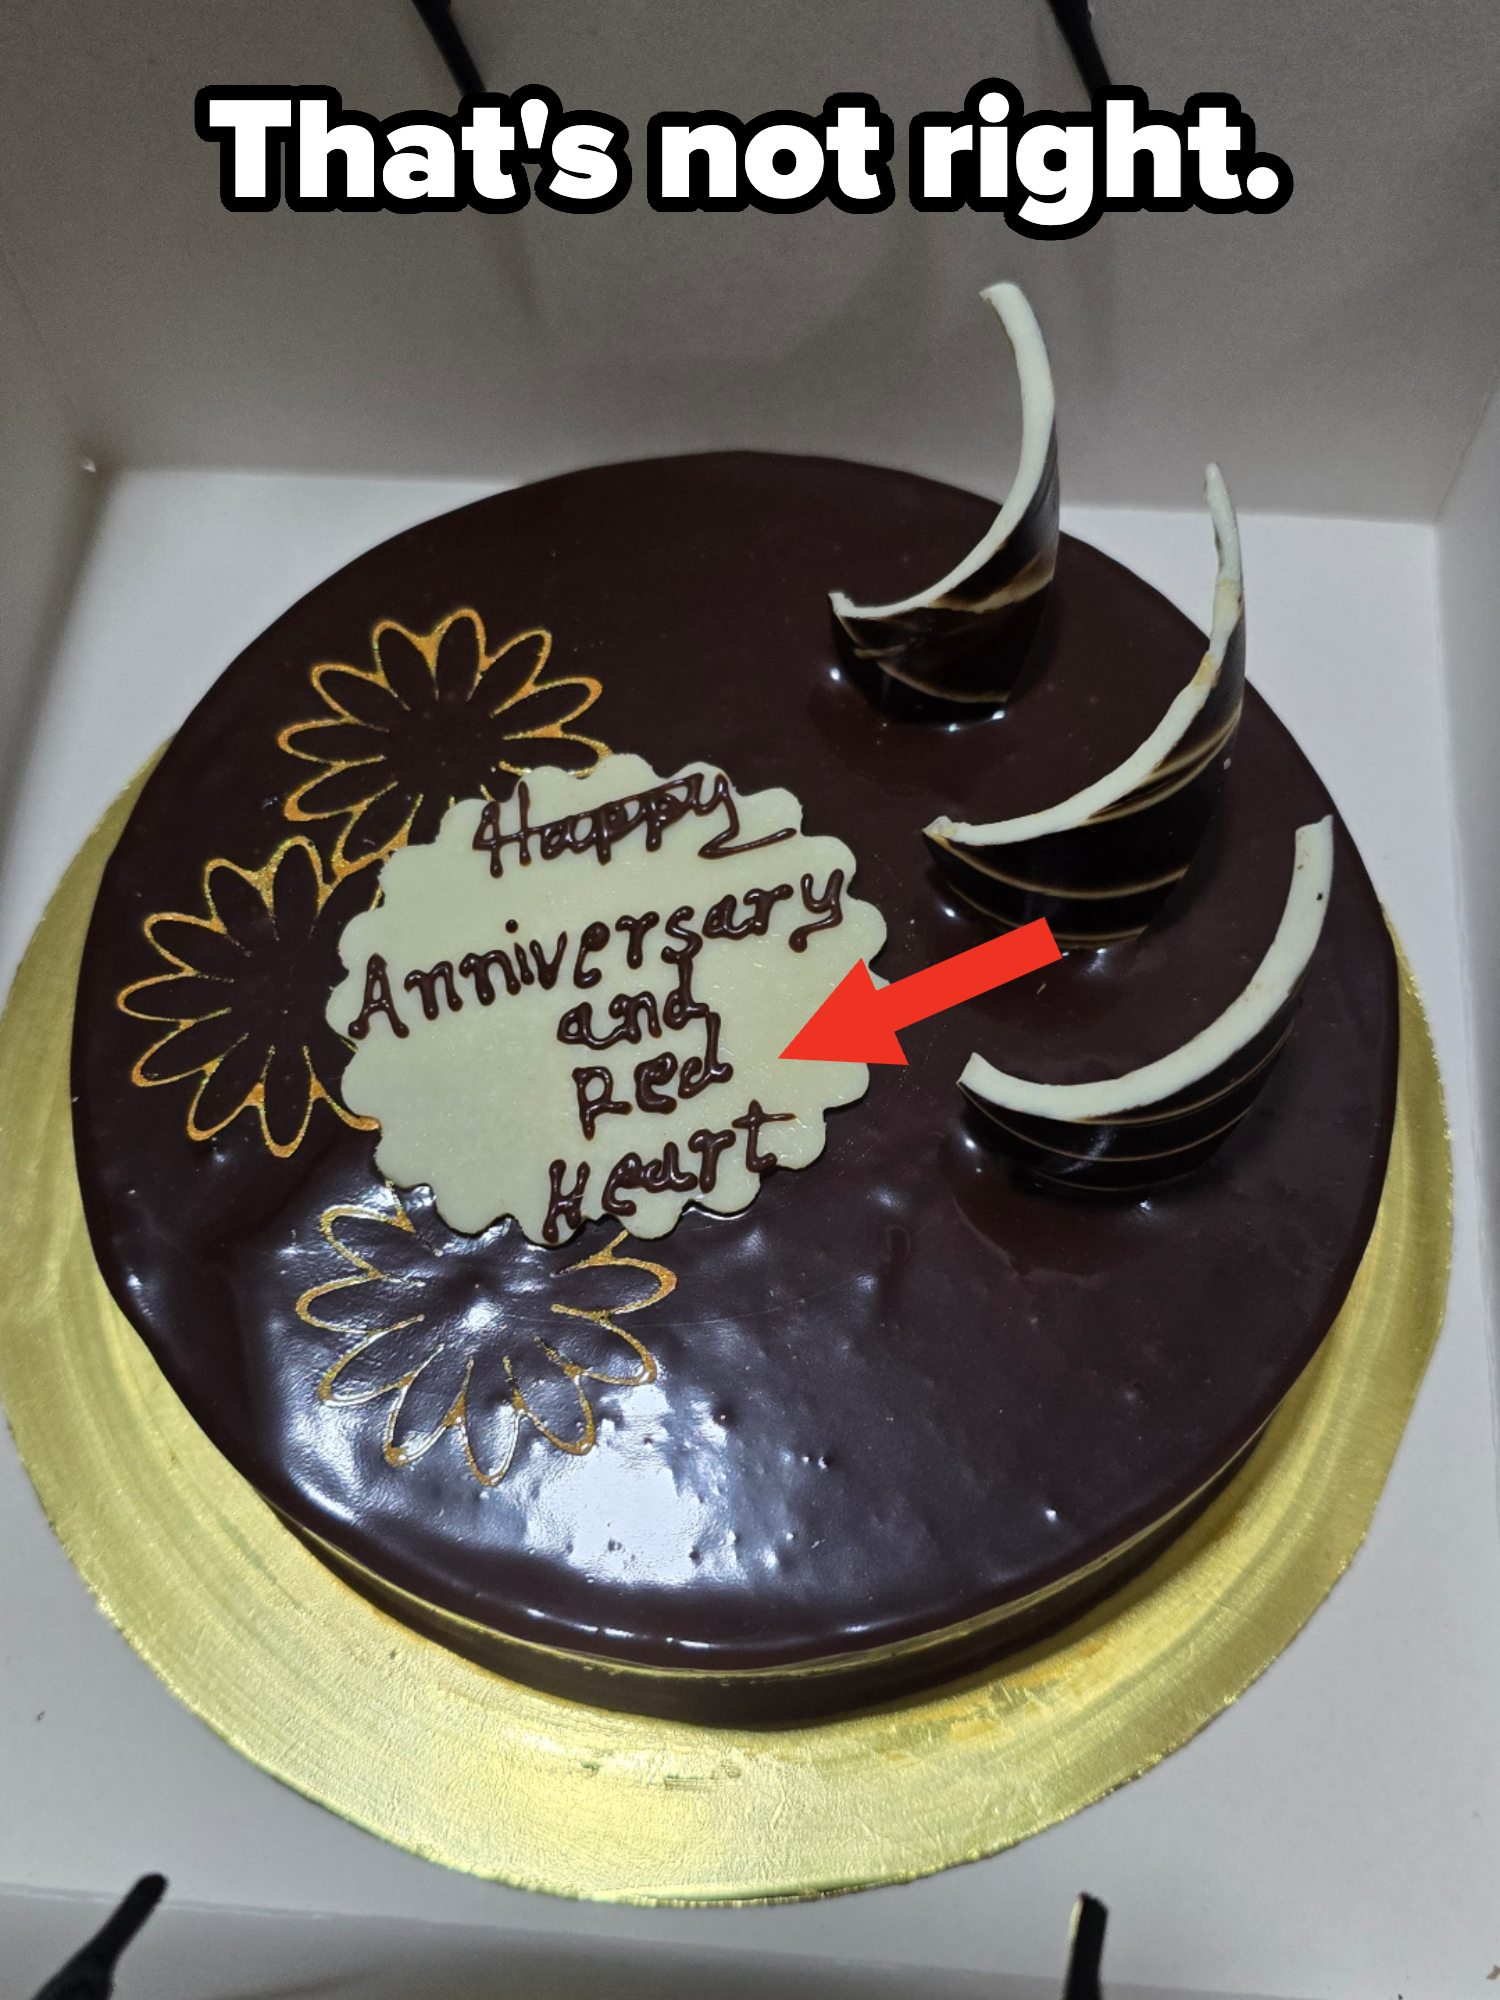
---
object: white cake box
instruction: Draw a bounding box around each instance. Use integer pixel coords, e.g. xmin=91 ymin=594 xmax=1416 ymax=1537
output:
xmin=2 ymin=5 xmax=1498 ymax=1997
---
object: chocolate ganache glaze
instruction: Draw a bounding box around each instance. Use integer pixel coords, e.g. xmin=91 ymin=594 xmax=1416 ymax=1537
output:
xmin=71 ymin=453 xmax=1397 ymax=1722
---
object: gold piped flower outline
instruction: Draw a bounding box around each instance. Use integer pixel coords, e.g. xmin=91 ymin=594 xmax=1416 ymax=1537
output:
xmin=299 ymin=1195 xmax=675 ymax=1488
xmin=119 ymin=607 xmax=609 ymax=1158
xmin=118 ymin=835 xmax=380 ymax=1159
xmin=278 ymin=609 xmax=608 ymax=876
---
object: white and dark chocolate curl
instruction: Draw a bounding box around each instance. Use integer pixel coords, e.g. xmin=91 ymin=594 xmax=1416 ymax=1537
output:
xmin=959 ymin=817 xmax=1334 ymax=1192
xmin=830 ymin=281 xmax=1059 ymax=705
xmin=924 ymin=464 xmax=1246 ymax=949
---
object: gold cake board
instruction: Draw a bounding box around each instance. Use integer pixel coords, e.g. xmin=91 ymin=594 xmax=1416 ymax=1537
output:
xmin=0 ymin=780 xmax=1453 ymax=1905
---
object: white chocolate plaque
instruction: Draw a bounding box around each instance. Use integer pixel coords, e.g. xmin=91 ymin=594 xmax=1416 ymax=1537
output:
xmin=328 ymin=753 xmax=887 ymax=1242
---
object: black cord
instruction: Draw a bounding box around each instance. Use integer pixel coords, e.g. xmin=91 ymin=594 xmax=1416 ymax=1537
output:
xmin=29 ymin=1875 xmax=167 ymax=2000
xmin=1043 ymin=0 xmax=1113 ymax=97
xmin=409 ymin=2 xmax=1107 ymax=117
xmin=409 ymin=2 xmax=1108 ymax=117
xmin=1062 ymin=1892 xmax=1108 ymax=2000
xmin=409 ymin=0 xmax=486 ymax=97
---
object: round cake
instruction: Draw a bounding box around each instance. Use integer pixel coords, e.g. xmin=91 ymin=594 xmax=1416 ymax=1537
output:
xmin=69 ymin=448 xmax=1397 ymax=1722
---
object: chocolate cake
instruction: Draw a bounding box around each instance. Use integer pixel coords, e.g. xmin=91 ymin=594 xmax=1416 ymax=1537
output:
xmin=69 ymin=302 xmax=1397 ymax=1724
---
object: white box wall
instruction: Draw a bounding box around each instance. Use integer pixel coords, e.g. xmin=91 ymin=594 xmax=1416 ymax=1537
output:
xmin=2 ymin=5 xmax=1499 ymax=1997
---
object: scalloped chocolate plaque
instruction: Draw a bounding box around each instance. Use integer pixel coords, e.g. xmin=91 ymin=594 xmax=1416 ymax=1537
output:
xmin=329 ymin=752 xmax=887 ymax=1242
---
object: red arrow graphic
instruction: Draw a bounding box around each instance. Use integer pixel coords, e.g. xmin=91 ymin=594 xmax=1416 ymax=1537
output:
xmin=780 ymin=918 xmax=1060 ymax=1066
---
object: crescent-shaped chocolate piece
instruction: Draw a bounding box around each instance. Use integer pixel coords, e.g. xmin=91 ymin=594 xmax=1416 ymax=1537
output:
xmin=829 ymin=281 xmax=1059 ymax=704
xmin=923 ymin=464 xmax=1246 ymax=948
xmin=959 ymin=816 xmax=1334 ymax=1191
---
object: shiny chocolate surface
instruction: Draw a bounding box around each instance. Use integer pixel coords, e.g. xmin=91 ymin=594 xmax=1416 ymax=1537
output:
xmin=72 ymin=453 xmax=1397 ymax=1681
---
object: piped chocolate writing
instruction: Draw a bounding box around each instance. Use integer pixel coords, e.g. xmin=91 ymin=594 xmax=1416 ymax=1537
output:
xmin=347 ymin=874 xmax=845 ymax=1043
xmin=347 ymin=953 xmax=409 ymax=1040
xmin=472 ymin=768 xmax=796 ymax=878
xmin=543 ymin=1103 xmax=795 ymax=1243
xmin=347 ymin=873 xmax=836 ymax=1242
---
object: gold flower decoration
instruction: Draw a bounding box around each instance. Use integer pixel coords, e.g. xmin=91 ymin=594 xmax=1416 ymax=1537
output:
xmin=278 ymin=610 xmax=607 ymax=873
xmin=119 ymin=836 xmax=379 ymax=1157
xmin=299 ymin=1190 xmax=674 ymax=1487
